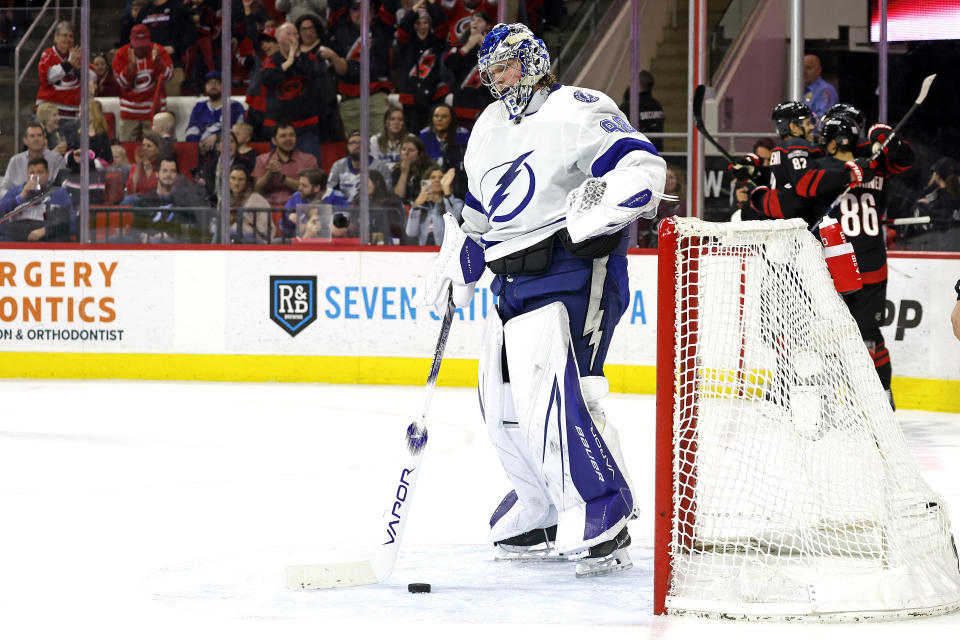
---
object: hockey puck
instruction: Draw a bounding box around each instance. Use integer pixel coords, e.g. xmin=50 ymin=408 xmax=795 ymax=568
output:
xmin=407 ymin=582 xmax=431 ymax=593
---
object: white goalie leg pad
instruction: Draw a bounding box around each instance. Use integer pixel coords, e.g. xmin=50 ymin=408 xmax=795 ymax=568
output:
xmin=480 ymin=311 xmax=557 ymax=543
xmin=566 ymin=166 xmax=668 ymax=243
xmin=503 ymin=302 xmax=634 ymax=556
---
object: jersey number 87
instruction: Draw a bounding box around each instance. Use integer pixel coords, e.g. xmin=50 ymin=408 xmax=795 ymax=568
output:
xmin=837 ymin=192 xmax=879 ymax=237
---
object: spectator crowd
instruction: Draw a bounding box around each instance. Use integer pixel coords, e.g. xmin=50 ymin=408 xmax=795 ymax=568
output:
xmin=2 ymin=0 xmax=507 ymax=244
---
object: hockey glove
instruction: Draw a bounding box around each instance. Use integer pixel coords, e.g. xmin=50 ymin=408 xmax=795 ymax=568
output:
xmin=411 ymin=213 xmax=486 ymax=316
xmin=869 ymin=123 xmax=913 ymax=175
xmin=845 ymin=158 xmax=877 ymax=187
xmin=566 ymin=167 xmax=667 ymax=243
xmin=728 ymin=153 xmax=761 ymax=181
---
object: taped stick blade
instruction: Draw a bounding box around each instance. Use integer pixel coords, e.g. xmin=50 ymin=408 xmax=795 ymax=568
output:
xmin=916 ymin=74 xmax=936 ymax=105
xmin=286 ymin=559 xmax=381 ymax=590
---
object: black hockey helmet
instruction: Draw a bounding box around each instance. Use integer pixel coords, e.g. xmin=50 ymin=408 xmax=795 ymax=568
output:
xmin=772 ymin=101 xmax=814 ymax=137
xmin=820 ymin=116 xmax=860 ymax=152
xmin=821 ymin=103 xmax=866 ymax=134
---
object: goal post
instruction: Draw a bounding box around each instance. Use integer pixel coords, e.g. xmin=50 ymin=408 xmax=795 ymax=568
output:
xmin=654 ymin=216 xmax=960 ymax=620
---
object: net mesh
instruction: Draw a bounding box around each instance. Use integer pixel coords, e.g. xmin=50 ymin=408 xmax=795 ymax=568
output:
xmin=665 ymin=217 xmax=960 ymax=619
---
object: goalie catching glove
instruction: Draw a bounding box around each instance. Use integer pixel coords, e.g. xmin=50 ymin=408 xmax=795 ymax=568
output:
xmin=411 ymin=213 xmax=486 ymax=316
xmin=565 ymin=167 xmax=673 ymax=243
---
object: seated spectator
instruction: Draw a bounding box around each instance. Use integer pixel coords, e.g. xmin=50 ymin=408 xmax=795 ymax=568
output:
xmin=394 ymin=1 xmax=450 ymax=134
xmin=223 ymin=163 xmax=275 ymax=244
xmin=111 ymin=144 xmax=132 ymax=184
xmin=126 ymin=130 xmax=164 ymax=196
xmin=195 ymin=132 xmax=256 ymax=204
xmin=123 ymin=156 xmax=210 ymax=243
xmin=419 ymin=101 xmax=469 ymax=164
xmin=915 ymin=157 xmax=960 ymax=231
xmin=232 ymin=122 xmax=259 ymax=168
xmin=92 ymin=51 xmax=121 ymax=97
xmin=62 ymin=148 xmax=110 ymax=208
xmin=251 ymin=121 xmax=318 ymax=207
xmin=328 ymin=129 xmax=392 ymax=202
xmin=113 ymin=24 xmax=174 ymax=141
xmin=185 ymin=71 xmax=246 ymax=157
xmin=0 ymin=157 xmax=74 ymax=242
xmin=392 ymin=134 xmax=432 ymax=204
xmin=36 ymin=102 xmax=68 ymax=155
xmin=135 ymin=0 xmax=197 ymax=97
xmin=371 ymin=107 xmax=408 ymax=173
xmin=356 ymin=170 xmax=406 ymax=244
xmin=36 ymin=20 xmax=95 ymax=118
xmin=0 ymin=124 xmax=66 ymax=200
xmin=405 ymin=165 xmax=463 ymax=245
xmin=443 ymin=10 xmax=493 ymax=130
xmin=151 ymin=110 xmax=177 ymax=157
xmin=62 ymin=98 xmax=114 ymax=165
xmin=635 ymin=166 xmax=685 ymax=248
xmin=282 ymin=166 xmax=349 ymax=236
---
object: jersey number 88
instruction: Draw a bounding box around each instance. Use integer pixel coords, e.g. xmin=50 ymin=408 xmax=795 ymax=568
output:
xmin=838 ymin=192 xmax=879 ymax=237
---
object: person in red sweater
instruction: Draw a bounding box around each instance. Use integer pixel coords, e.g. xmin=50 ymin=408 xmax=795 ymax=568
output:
xmin=113 ymin=24 xmax=174 ymax=142
xmin=36 ymin=20 xmax=95 ymax=117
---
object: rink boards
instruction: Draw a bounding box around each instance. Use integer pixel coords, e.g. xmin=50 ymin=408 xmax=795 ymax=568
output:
xmin=0 ymin=246 xmax=957 ymax=412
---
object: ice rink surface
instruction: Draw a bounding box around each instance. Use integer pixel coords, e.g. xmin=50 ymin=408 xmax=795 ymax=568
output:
xmin=0 ymin=379 xmax=958 ymax=639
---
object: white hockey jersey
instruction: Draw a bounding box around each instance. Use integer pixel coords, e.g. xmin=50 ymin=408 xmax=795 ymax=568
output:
xmin=462 ymin=84 xmax=666 ymax=261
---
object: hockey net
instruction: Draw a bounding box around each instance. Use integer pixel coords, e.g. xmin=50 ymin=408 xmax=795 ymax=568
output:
xmin=653 ymin=217 xmax=960 ymax=620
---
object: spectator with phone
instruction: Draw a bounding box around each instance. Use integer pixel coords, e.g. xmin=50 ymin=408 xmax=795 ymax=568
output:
xmin=404 ymin=164 xmax=462 ymax=245
xmin=0 ymin=157 xmax=74 ymax=242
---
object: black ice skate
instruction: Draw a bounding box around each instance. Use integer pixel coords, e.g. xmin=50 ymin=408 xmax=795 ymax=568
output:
xmin=493 ymin=525 xmax=566 ymax=562
xmin=574 ymin=526 xmax=633 ymax=578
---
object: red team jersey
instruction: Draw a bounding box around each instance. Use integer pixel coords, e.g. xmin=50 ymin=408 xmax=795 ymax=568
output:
xmin=112 ymin=45 xmax=174 ymax=121
xmin=36 ymin=46 xmax=94 ymax=116
xmin=441 ymin=0 xmax=498 ymax=45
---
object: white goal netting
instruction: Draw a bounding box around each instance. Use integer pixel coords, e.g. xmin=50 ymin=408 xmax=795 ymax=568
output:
xmin=661 ymin=217 xmax=960 ymax=620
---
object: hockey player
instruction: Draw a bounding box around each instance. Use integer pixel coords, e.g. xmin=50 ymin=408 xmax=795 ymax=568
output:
xmin=748 ymin=101 xmax=874 ymax=226
xmin=817 ymin=115 xmax=908 ymax=408
xmin=412 ymin=23 xmax=667 ymax=577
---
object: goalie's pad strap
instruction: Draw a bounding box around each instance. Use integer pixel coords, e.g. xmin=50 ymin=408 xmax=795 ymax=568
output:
xmin=503 ymin=302 xmax=633 ymax=554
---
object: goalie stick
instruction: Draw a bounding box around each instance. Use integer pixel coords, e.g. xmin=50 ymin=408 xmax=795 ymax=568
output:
xmin=285 ymin=287 xmax=456 ymax=590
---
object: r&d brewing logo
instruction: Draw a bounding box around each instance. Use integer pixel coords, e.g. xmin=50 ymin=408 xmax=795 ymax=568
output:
xmin=270 ymin=276 xmax=317 ymax=336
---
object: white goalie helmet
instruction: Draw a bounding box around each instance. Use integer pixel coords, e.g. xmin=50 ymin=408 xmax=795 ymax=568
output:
xmin=477 ymin=23 xmax=551 ymax=119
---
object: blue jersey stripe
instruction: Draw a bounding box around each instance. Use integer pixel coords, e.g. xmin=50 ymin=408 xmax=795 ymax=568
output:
xmin=591 ymin=138 xmax=660 ymax=177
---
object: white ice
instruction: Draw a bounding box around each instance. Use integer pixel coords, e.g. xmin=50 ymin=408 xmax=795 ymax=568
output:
xmin=0 ymin=380 xmax=958 ymax=640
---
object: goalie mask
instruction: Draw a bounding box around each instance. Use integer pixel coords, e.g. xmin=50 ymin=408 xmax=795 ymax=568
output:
xmin=478 ymin=23 xmax=551 ymax=119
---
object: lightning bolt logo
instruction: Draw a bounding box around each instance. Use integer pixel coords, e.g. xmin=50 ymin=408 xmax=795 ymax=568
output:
xmin=583 ymin=258 xmax=609 ymax=371
xmin=488 ymin=150 xmax=535 ymax=216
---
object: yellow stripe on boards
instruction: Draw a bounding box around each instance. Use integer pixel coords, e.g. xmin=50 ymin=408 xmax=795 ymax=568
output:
xmin=0 ymin=353 xmax=956 ymax=413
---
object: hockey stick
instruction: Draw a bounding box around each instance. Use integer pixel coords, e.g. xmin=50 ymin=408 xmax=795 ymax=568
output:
xmin=693 ymin=84 xmax=758 ymax=187
xmin=0 ymin=172 xmax=69 ymax=225
xmin=881 ymin=215 xmax=931 ymax=226
xmin=817 ymin=74 xmax=937 ymax=226
xmin=285 ymin=287 xmax=456 ymax=590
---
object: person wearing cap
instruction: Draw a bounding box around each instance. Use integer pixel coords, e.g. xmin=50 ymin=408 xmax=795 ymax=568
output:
xmin=112 ymin=24 xmax=174 ymax=142
xmin=185 ymin=70 xmax=247 ymax=155
xmin=135 ymin=0 xmax=197 ymax=97
xmin=36 ymin=20 xmax=96 ymax=118
xmin=394 ymin=0 xmax=450 ymax=134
